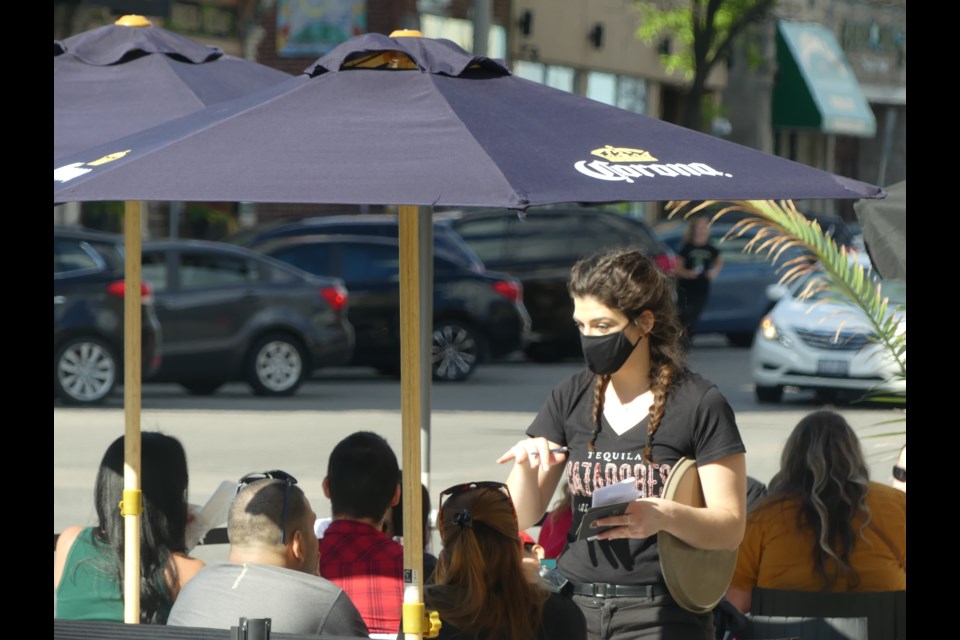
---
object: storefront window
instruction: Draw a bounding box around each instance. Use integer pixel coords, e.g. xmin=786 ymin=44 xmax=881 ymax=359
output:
xmin=587 ymin=71 xmax=646 ymax=114
xmin=514 ymin=61 xmax=575 ymax=93
xmin=586 ymin=71 xmax=616 ymax=105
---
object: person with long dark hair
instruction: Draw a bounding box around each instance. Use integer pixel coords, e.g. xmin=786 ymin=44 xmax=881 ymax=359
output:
xmin=54 ymin=432 xmax=205 ymax=623
xmin=497 ymin=247 xmax=747 ymax=640
xmin=726 ymin=410 xmax=906 ymax=612
xmin=425 ymin=481 xmax=586 ymax=640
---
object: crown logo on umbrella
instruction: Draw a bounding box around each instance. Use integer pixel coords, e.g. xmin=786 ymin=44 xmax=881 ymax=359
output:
xmin=591 ymin=145 xmax=658 ymax=163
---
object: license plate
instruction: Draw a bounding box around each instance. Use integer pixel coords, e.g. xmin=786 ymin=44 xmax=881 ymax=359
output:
xmin=817 ymin=359 xmax=849 ymax=377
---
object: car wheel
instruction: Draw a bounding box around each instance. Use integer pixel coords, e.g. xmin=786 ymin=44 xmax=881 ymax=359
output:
xmin=432 ymin=321 xmax=480 ymax=382
xmin=180 ymin=381 xmax=224 ymax=396
xmin=246 ymin=333 xmax=308 ymax=396
xmin=725 ymin=332 xmax=755 ymax=348
xmin=755 ymin=385 xmax=784 ymax=404
xmin=54 ymin=336 xmax=117 ymax=405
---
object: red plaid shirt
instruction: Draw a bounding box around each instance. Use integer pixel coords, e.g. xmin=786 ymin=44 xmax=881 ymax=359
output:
xmin=319 ymin=519 xmax=404 ymax=636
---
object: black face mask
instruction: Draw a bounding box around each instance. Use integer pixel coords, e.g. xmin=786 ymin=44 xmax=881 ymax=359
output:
xmin=580 ymin=328 xmax=641 ymax=375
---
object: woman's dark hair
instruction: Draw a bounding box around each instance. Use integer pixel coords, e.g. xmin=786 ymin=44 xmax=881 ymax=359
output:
xmin=762 ymin=409 xmax=872 ymax=589
xmin=568 ymin=247 xmax=686 ymax=461
xmin=93 ymin=431 xmax=189 ymax=623
xmin=432 ymin=486 xmax=546 ymax=638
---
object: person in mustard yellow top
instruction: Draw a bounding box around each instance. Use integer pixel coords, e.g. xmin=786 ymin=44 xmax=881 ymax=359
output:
xmin=726 ymin=409 xmax=905 ymax=613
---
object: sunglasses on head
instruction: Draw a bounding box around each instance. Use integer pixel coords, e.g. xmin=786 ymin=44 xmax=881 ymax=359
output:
xmin=237 ymin=470 xmax=298 ymax=544
xmin=438 ymin=481 xmax=514 ymax=534
xmin=892 ymin=465 xmax=906 ymax=483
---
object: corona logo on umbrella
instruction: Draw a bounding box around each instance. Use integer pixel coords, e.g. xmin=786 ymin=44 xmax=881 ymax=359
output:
xmin=574 ymin=145 xmax=734 ymax=184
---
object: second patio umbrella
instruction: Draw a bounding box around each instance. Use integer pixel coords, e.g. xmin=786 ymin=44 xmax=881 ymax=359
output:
xmin=854 ymin=179 xmax=905 ymax=282
xmin=55 ymin=15 xmax=292 ymax=624
xmin=55 ymin=15 xmax=291 ymax=161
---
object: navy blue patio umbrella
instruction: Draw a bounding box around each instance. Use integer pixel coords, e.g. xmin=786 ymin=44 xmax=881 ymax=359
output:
xmin=54 ymin=15 xmax=292 ymax=624
xmin=55 ymin=15 xmax=291 ymax=161
xmin=53 ymin=31 xmax=884 ymax=633
xmin=53 ymin=31 xmax=880 ymax=205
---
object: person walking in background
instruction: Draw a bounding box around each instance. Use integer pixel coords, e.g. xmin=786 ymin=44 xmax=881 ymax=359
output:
xmin=167 ymin=472 xmax=369 ymax=636
xmin=726 ymin=410 xmax=906 ymax=614
xmin=54 ymin=432 xmax=205 ymax=623
xmin=319 ymin=431 xmax=404 ymax=638
xmin=425 ymin=481 xmax=586 ymax=640
xmin=673 ymin=215 xmax=723 ymax=347
xmin=497 ymin=248 xmax=747 ymax=640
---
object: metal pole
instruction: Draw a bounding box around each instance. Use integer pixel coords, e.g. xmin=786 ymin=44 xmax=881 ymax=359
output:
xmin=472 ymin=0 xmax=491 ymax=57
xmin=876 ymin=106 xmax=897 ymax=188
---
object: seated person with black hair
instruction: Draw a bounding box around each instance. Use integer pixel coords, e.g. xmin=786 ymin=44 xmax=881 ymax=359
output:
xmin=167 ymin=471 xmax=369 ymax=637
xmin=319 ymin=432 xmax=405 ymax=638
xmin=383 ymin=474 xmax=438 ymax=584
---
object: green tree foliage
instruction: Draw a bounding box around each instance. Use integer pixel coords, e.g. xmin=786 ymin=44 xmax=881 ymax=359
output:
xmin=635 ymin=0 xmax=777 ymax=130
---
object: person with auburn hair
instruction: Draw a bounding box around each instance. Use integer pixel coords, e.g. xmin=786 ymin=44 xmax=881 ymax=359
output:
xmin=726 ymin=410 xmax=906 ymax=612
xmin=497 ymin=247 xmax=747 ymax=640
xmin=425 ymin=481 xmax=586 ymax=640
xmin=54 ymin=432 xmax=205 ymax=623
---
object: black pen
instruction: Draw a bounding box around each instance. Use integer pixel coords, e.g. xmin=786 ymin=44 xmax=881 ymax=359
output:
xmin=530 ymin=447 xmax=569 ymax=457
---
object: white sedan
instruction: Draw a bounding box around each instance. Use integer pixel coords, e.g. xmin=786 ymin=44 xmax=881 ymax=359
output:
xmin=750 ymin=273 xmax=906 ymax=403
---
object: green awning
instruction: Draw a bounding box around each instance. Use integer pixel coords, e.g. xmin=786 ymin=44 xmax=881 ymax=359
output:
xmin=772 ymin=21 xmax=876 ymax=137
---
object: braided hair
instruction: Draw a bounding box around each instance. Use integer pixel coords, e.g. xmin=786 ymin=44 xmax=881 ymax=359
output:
xmin=568 ymin=248 xmax=686 ymax=462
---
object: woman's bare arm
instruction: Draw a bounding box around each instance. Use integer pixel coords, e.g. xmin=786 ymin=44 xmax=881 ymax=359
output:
xmin=497 ymin=437 xmax=567 ymax=531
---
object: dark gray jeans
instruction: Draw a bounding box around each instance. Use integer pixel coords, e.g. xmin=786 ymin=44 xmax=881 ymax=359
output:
xmin=572 ymin=592 xmax=715 ymax=640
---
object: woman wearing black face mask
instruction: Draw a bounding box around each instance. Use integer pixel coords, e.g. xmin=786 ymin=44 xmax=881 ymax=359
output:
xmin=497 ymin=248 xmax=747 ymax=640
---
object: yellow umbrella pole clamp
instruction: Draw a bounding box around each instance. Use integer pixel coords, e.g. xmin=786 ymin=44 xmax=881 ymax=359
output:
xmin=402 ymin=600 xmax=441 ymax=638
xmin=119 ymin=489 xmax=143 ymax=516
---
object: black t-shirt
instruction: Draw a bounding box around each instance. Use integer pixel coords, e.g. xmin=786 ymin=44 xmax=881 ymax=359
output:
xmin=679 ymin=242 xmax=720 ymax=273
xmin=526 ymin=369 xmax=745 ymax=585
xmin=424 ymin=586 xmax=586 ymax=640
xmin=678 ymin=242 xmax=720 ymax=293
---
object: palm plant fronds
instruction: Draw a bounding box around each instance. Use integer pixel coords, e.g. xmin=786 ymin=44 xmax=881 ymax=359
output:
xmin=666 ymin=199 xmax=906 ymax=388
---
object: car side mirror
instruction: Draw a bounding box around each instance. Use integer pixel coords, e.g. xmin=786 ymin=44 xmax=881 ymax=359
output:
xmin=765 ymin=284 xmax=790 ymax=302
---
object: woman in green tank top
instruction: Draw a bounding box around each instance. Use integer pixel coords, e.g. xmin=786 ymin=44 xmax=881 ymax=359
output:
xmin=54 ymin=432 xmax=205 ymax=623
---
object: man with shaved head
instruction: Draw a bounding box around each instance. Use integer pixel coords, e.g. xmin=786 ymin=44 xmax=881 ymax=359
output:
xmin=168 ymin=472 xmax=368 ymax=636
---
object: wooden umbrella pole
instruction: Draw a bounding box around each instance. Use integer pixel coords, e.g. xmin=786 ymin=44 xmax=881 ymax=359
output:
xmin=399 ymin=205 xmax=439 ymax=639
xmin=122 ymin=200 xmax=143 ymax=623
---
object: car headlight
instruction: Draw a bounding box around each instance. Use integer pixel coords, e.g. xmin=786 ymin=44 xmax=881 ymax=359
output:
xmin=759 ymin=316 xmax=779 ymax=341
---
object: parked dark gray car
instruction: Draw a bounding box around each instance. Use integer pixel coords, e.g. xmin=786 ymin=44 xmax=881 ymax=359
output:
xmin=258 ymin=234 xmax=531 ymax=382
xmin=442 ymin=207 xmax=678 ymax=361
xmin=140 ymin=240 xmax=355 ymax=396
xmin=55 ymin=226 xmax=162 ymax=406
